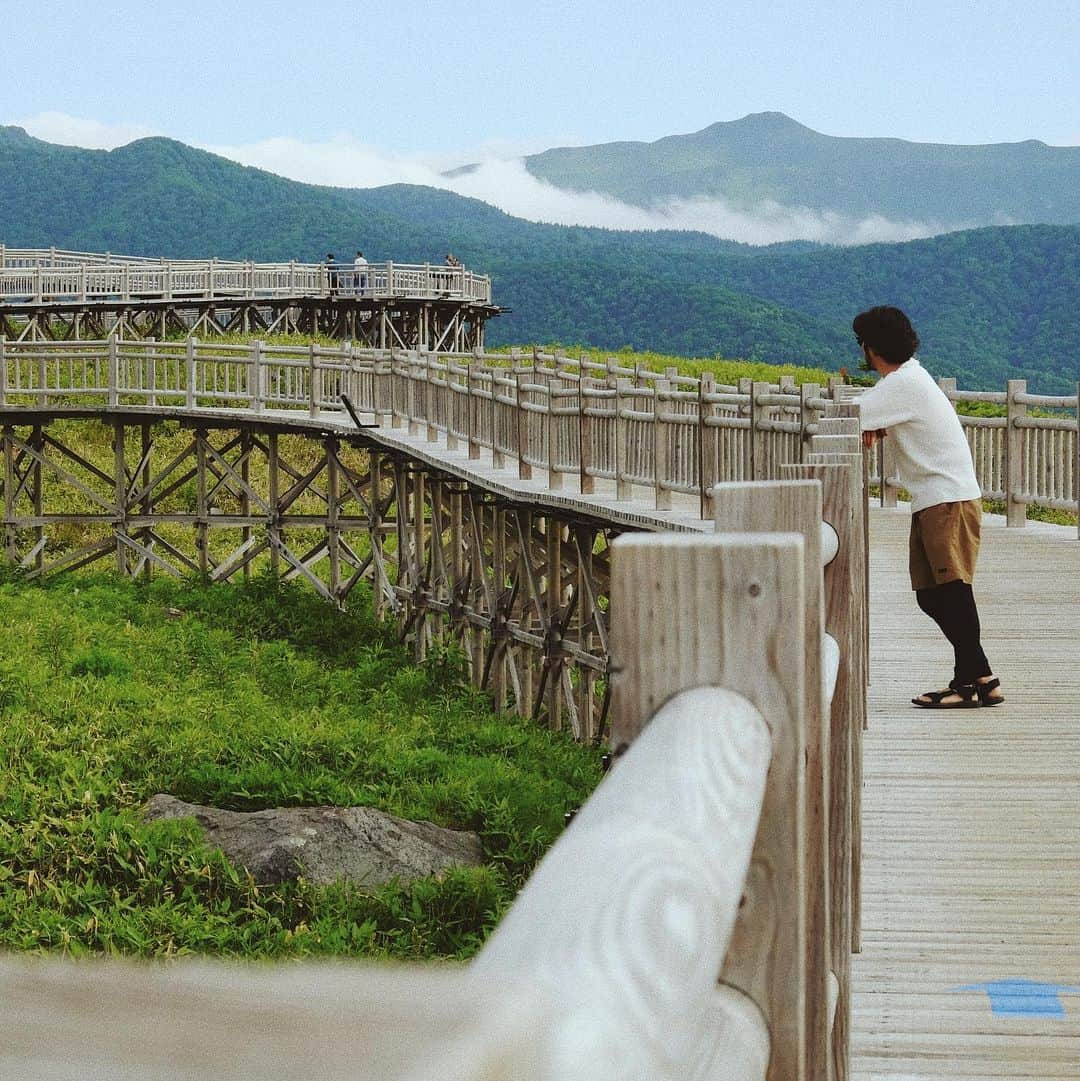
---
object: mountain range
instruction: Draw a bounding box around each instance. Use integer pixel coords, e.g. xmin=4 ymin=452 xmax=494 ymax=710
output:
xmin=1 ymin=123 xmax=1078 ymax=392
xmin=521 ymin=112 xmax=1080 ymax=229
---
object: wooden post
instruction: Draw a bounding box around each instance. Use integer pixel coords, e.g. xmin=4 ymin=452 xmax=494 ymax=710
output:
xmin=879 ymin=429 xmax=899 ymax=508
xmin=309 ymin=343 xmax=321 ymax=420
xmin=186 ymin=337 xmax=197 ymax=410
xmin=751 ymin=381 xmax=771 ymax=480
xmin=467 ymin=362 xmax=480 ymax=460
xmin=546 ymin=374 xmax=562 ymax=491
xmin=196 ymin=429 xmax=209 ymax=575
xmin=445 ymin=360 xmax=459 ymax=452
xmin=652 ymin=379 xmax=671 ymax=510
xmin=326 ymin=437 xmax=341 ymax=604
xmin=114 ymin=421 xmax=127 ymax=574
xmin=107 ymin=334 xmax=119 ymax=407
xmin=616 ymin=377 xmax=632 ymax=501
xmin=516 ymin=371 xmax=531 ymax=481
xmin=710 ymin=480 xmax=831 ymax=1081
xmin=579 ymin=377 xmax=594 ymax=495
xmin=800 ymin=383 xmax=819 ymax=463
xmin=611 ymin=526 xmax=815 ymax=1081
xmin=0 ymin=337 xmax=7 ymax=407
xmin=268 ymin=432 xmax=280 ymax=577
xmin=1006 ymin=379 xmax=1027 ymax=527
xmin=491 ymin=367 xmax=504 ymax=470
xmin=251 ymin=339 xmax=263 ymax=413
xmin=783 ymin=461 xmax=865 ymax=1081
xmin=424 ymin=350 xmax=439 ymax=443
xmin=738 ymin=376 xmax=753 ymax=479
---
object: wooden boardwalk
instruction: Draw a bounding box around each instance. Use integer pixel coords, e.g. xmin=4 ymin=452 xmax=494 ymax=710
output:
xmin=852 ymin=506 xmax=1080 ymax=1080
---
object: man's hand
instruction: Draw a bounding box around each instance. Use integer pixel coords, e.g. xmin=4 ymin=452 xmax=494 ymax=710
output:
xmin=861 ymin=428 xmax=887 ymax=449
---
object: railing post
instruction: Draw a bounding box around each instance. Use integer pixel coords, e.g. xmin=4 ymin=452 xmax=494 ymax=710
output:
xmin=466 ymin=361 xmax=480 ymax=459
xmin=579 ymin=376 xmax=594 ymax=495
xmin=546 ymin=372 xmax=561 ymax=490
xmin=424 ymin=350 xmax=439 ymax=443
xmin=878 ymin=430 xmax=899 ymax=508
xmin=405 ymin=350 xmax=420 ymax=436
xmin=652 ymin=378 xmax=671 ymax=510
xmin=491 ymin=364 xmax=504 ymax=469
xmin=515 ymin=371 xmax=531 ymax=480
xmin=616 ymin=377 xmax=632 ymax=501
xmin=738 ymin=376 xmax=752 ymax=478
xmin=107 ymin=333 xmax=119 ymax=407
xmin=711 ymin=479 xmax=832 ymax=1081
xmin=611 ymin=522 xmax=814 ymax=1081
xmin=751 ymin=380 xmax=769 ymax=480
xmin=251 ymin=339 xmax=263 ymax=413
xmin=698 ymin=372 xmax=714 ymax=519
xmin=186 ymin=336 xmax=197 ymax=409
xmin=309 ymin=344 xmax=320 ymax=419
xmin=1006 ymin=379 xmax=1027 ymax=527
xmin=0 ymin=337 xmax=6 ymax=407
xmin=800 ymin=382 xmax=819 ymax=462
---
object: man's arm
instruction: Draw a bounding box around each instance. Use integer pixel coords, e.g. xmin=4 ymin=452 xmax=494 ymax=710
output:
xmin=858 ymin=378 xmax=915 ymax=432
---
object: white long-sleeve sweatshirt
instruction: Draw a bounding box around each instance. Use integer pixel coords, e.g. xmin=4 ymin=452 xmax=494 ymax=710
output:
xmin=857 ymin=358 xmax=981 ymax=513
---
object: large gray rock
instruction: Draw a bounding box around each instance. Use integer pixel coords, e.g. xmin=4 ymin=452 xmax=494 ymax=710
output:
xmin=143 ymin=795 xmax=485 ymax=887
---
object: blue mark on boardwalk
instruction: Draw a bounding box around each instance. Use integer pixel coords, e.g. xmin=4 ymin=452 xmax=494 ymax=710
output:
xmin=953 ymin=980 xmax=1080 ymax=1017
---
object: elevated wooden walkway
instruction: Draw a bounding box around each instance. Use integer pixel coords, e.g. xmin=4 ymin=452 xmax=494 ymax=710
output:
xmin=853 ymin=507 xmax=1080 ymax=1079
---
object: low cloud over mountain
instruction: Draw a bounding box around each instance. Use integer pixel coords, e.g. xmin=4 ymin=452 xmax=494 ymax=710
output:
xmin=14 ymin=111 xmax=960 ymax=246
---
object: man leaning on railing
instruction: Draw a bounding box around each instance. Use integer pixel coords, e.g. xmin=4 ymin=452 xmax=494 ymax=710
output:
xmin=854 ymin=305 xmax=1005 ymax=711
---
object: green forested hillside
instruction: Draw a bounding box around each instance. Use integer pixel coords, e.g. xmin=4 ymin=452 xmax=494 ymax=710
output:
xmin=2 ymin=127 xmax=1078 ymax=391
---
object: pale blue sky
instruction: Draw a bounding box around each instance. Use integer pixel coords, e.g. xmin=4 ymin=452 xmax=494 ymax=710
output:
xmin=6 ymin=0 xmax=1079 ymax=153
xmin=4 ymin=0 xmax=1078 ymax=244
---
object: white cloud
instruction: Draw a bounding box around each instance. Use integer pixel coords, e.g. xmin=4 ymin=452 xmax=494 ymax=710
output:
xmin=16 ymin=111 xmax=160 ymax=149
xmin=15 ymin=113 xmax=956 ymax=246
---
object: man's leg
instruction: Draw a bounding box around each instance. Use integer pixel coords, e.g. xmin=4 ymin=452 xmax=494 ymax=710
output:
xmin=915 ymin=580 xmax=992 ymax=683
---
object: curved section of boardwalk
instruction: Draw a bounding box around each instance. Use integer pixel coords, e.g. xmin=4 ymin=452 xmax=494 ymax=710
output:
xmin=853 ymin=507 xmax=1080 ymax=1079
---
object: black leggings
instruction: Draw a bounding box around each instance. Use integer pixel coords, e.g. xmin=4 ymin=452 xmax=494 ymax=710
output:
xmin=915 ymin=579 xmax=992 ymax=684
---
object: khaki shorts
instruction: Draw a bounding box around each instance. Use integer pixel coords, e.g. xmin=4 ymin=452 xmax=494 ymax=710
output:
xmin=909 ymin=499 xmax=982 ymax=591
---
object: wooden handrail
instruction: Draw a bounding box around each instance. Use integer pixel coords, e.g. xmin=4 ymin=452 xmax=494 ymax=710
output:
xmin=0 ymin=256 xmax=492 ymax=305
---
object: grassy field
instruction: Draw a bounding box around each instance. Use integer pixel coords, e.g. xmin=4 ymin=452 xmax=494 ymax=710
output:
xmin=0 ymin=568 xmax=603 ymax=961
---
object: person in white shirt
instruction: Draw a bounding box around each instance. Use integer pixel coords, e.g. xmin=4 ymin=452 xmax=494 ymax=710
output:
xmin=353 ymin=250 xmax=368 ymax=295
xmin=855 ymin=306 xmax=1003 ymax=709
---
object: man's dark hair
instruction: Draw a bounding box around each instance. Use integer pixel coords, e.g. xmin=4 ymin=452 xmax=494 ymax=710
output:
xmin=852 ymin=306 xmax=920 ymax=365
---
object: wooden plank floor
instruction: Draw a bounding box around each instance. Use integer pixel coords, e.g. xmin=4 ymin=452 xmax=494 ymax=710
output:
xmin=851 ymin=506 xmax=1080 ymax=1080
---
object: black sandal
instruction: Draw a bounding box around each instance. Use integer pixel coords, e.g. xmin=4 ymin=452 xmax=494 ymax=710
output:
xmin=911 ymin=679 xmax=980 ymax=709
xmin=975 ymin=676 xmax=1005 ymax=706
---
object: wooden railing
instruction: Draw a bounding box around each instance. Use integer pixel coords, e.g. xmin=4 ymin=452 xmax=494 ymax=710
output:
xmin=0 ymin=338 xmax=840 ymax=503
xmin=0 ymin=249 xmax=492 ymax=305
xmin=5 ymin=337 xmax=1076 ymax=531
xmin=868 ymin=377 xmax=1080 ymax=529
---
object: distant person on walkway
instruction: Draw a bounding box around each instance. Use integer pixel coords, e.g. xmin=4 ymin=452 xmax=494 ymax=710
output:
xmin=354 ymin=250 xmax=368 ymax=295
xmin=325 ymin=253 xmax=337 ymax=297
xmin=855 ymin=305 xmax=1004 ymax=709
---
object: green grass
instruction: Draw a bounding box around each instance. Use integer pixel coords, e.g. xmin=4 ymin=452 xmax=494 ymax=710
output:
xmin=497 ymin=343 xmax=839 ymax=386
xmin=0 ymin=568 xmax=603 ymax=960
